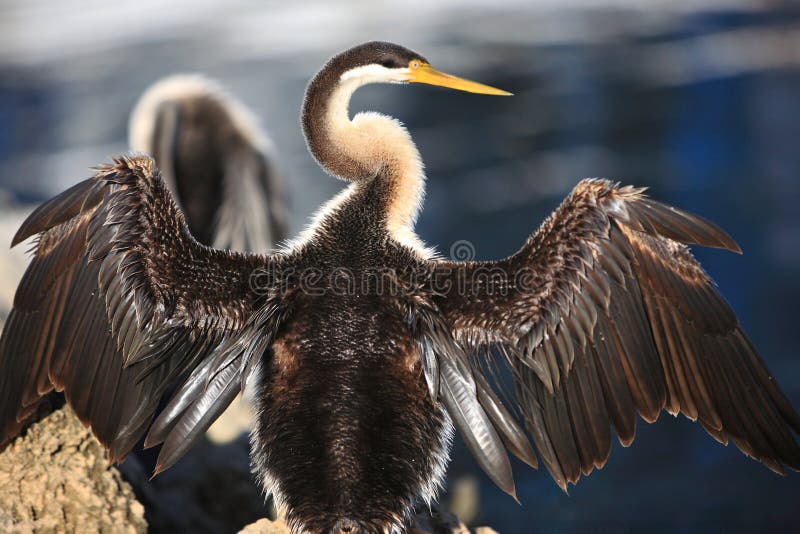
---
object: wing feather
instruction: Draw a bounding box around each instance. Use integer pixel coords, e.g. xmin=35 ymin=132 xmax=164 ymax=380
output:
xmin=410 ymin=303 xmax=525 ymax=498
xmin=439 ymin=354 xmax=516 ymax=499
xmin=0 ymin=155 xmax=283 ymax=471
xmin=428 ymin=178 xmax=800 ymax=491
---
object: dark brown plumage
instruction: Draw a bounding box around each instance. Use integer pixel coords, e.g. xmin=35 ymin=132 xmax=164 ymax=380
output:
xmin=1 ymin=42 xmax=798 ymax=534
xmin=431 ymin=180 xmax=800 ymax=489
xmin=0 ymin=157 xmax=266 ymax=463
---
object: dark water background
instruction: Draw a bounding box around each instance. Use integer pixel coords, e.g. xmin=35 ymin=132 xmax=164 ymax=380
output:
xmin=1 ymin=1 xmax=799 ymax=532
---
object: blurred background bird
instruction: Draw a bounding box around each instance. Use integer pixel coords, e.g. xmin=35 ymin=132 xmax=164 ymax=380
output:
xmin=1 ymin=1 xmax=799 ymax=533
xmin=129 ymin=74 xmax=287 ymax=253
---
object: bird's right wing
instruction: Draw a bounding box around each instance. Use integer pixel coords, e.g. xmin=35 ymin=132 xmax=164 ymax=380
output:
xmin=0 ymin=155 xmax=286 ymax=474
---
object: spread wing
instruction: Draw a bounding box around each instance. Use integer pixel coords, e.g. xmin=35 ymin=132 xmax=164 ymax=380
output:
xmin=0 ymin=155 xmax=285 ymax=474
xmin=424 ymin=178 xmax=800 ymax=492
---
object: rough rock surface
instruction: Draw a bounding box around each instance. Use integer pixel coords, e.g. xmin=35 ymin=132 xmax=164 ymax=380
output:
xmin=239 ymin=517 xmax=292 ymax=534
xmin=0 ymin=407 xmax=147 ymax=534
xmin=237 ymin=510 xmax=499 ymax=533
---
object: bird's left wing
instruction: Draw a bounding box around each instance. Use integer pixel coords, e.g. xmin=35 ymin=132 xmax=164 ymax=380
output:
xmin=0 ymin=155 xmax=285 ymax=474
xmin=423 ymin=178 xmax=800 ymax=491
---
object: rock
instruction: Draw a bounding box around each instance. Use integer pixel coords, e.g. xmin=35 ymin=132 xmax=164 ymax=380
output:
xmin=239 ymin=517 xmax=292 ymax=534
xmin=237 ymin=508 xmax=495 ymax=534
xmin=0 ymin=407 xmax=147 ymax=534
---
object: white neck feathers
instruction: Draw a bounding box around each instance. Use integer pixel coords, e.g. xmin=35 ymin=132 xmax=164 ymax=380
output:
xmin=325 ymin=72 xmax=427 ymax=245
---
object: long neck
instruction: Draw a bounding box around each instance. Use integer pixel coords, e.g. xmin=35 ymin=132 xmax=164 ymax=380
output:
xmin=301 ymin=70 xmax=425 ymax=236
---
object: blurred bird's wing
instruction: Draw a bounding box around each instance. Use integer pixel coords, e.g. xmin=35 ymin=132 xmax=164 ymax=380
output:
xmin=129 ymin=74 xmax=289 ymax=252
xmin=0 ymin=155 xmax=286 ymax=474
xmin=212 ymin=144 xmax=287 ymax=253
xmin=423 ymin=178 xmax=800 ymax=492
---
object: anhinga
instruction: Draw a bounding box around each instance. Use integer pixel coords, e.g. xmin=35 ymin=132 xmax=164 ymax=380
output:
xmin=129 ymin=74 xmax=288 ymax=251
xmin=1 ymin=42 xmax=798 ymax=534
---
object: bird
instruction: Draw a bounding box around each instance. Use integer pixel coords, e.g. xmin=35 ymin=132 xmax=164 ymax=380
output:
xmin=129 ymin=73 xmax=288 ymax=251
xmin=0 ymin=41 xmax=798 ymax=533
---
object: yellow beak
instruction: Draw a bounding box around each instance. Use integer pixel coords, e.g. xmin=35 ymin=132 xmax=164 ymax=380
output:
xmin=408 ymin=63 xmax=512 ymax=96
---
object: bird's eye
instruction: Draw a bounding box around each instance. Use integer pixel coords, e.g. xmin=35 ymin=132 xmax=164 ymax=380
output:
xmin=409 ymin=60 xmax=421 ymax=69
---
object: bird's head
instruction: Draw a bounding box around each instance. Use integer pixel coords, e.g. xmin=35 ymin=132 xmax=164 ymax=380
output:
xmin=326 ymin=40 xmax=512 ymax=95
xmin=302 ymin=41 xmax=512 ymax=185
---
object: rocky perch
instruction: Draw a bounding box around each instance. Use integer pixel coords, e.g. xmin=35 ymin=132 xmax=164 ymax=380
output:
xmin=0 ymin=407 xmax=497 ymax=534
xmin=0 ymin=408 xmax=147 ymax=533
